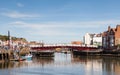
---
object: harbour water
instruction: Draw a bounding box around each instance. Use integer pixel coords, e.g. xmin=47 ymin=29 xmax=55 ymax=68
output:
xmin=0 ymin=53 xmax=120 ymax=75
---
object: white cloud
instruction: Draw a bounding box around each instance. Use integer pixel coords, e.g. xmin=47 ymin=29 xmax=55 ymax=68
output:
xmin=2 ymin=11 xmax=40 ymax=18
xmin=8 ymin=19 xmax=120 ymax=43
xmin=9 ymin=21 xmax=100 ymax=29
xmin=9 ymin=19 xmax=120 ymax=29
xmin=8 ymin=19 xmax=120 ymax=39
xmin=9 ymin=21 xmax=82 ymax=37
xmin=17 ymin=3 xmax=24 ymax=7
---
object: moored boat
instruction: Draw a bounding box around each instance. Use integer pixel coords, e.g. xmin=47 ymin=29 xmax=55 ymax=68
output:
xmin=22 ymin=54 xmax=33 ymax=60
xmin=31 ymin=50 xmax=54 ymax=57
xmin=73 ymin=49 xmax=103 ymax=56
xmin=24 ymin=54 xmax=32 ymax=58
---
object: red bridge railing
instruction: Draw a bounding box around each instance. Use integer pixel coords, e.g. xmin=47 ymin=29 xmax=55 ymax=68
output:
xmin=31 ymin=45 xmax=98 ymax=51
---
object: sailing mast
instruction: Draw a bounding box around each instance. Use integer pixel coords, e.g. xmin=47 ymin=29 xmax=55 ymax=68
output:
xmin=8 ymin=30 xmax=11 ymax=49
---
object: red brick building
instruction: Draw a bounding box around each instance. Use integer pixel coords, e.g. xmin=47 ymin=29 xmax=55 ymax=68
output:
xmin=71 ymin=41 xmax=82 ymax=45
xmin=102 ymin=25 xmax=120 ymax=49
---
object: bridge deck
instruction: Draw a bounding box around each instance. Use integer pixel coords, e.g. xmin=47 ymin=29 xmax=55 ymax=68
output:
xmin=31 ymin=45 xmax=98 ymax=51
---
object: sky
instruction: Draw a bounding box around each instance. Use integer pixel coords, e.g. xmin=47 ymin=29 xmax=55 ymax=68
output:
xmin=0 ymin=0 xmax=120 ymax=44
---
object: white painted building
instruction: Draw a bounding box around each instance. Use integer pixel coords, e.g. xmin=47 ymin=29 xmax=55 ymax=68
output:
xmin=84 ymin=33 xmax=94 ymax=45
xmin=93 ymin=34 xmax=102 ymax=46
xmin=84 ymin=33 xmax=102 ymax=47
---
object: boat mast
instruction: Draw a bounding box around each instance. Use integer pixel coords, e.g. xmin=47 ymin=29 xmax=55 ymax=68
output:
xmin=8 ymin=30 xmax=10 ymax=49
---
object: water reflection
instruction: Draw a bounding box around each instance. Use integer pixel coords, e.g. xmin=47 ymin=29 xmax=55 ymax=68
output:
xmin=0 ymin=53 xmax=120 ymax=75
xmin=72 ymin=55 xmax=120 ymax=75
xmin=32 ymin=57 xmax=54 ymax=66
xmin=0 ymin=61 xmax=26 ymax=69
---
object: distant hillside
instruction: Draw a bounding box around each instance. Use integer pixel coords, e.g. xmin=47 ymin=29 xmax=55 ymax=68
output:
xmin=0 ymin=34 xmax=27 ymax=42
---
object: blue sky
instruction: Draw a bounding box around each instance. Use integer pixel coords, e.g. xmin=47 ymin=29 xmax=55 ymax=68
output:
xmin=0 ymin=0 xmax=120 ymax=43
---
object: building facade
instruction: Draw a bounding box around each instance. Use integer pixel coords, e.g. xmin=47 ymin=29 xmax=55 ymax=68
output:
xmin=93 ymin=34 xmax=102 ymax=47
xmin=84 ymin=33 xmax=102 ymax=47
xmin=102 ymin=25 xmax=120 ymax=49
xmin=71 ymin=41 xmax=82 ymax=45
xmin=115 ymin=25 xmax=120 ymax=45
xmin=84 ymin=33 xmax=94 ymax=45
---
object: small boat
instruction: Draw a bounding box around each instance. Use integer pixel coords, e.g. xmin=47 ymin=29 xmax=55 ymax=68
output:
xmin=25 ymin=54 xmax=32 ymax=58
xmin=22 ymin=54 xmax=33 ymax=60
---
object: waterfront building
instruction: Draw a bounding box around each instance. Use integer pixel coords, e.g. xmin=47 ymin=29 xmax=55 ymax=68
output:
xmin=71 ymin=41 xmax=82 ymax=45
xmin=102 ymin=25 xmax=120 ymax=49
xmin=84 ymin=33 xmax=102 ymax=47
xmin=0 ymin=40 xmax=2 ymax=46
xmin=93 ymin=34 xmax=102 ymax=47
xmin=115 ymin=25 xmax=120 ymax=45
xmin=84 ymin=33 xmax=94 ymax=45
xmin=29 ymin=41 xmax=44 ymax=47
